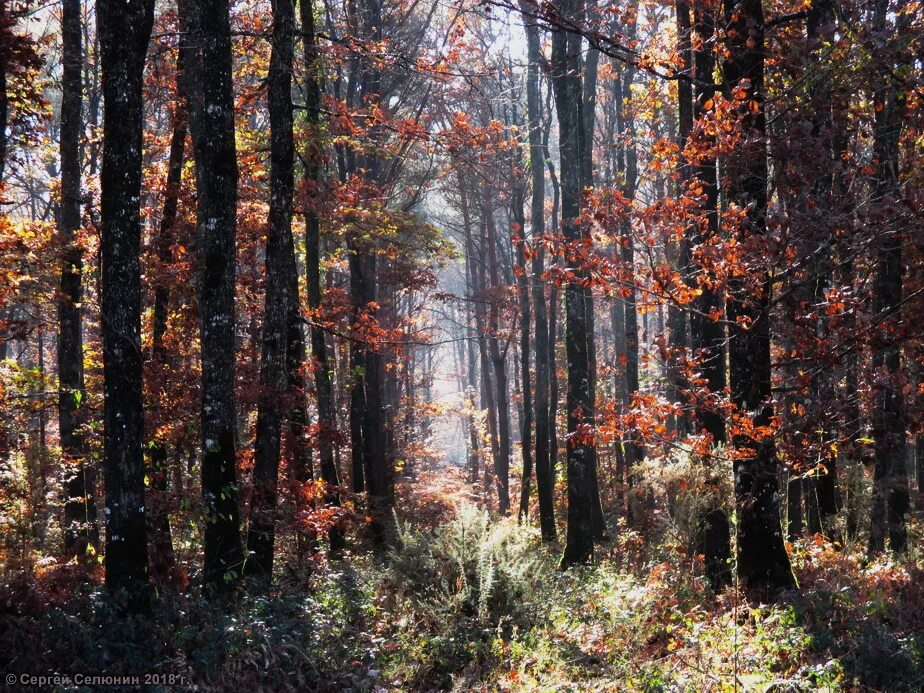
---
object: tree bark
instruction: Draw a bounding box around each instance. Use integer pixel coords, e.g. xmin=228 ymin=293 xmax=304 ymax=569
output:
xmin=614 ymin=27 xmax=644 ymax=515
xmin=551 ymin=0 xmax=596 ymax=566
xmin=521 ymin=5 xmax=556 ymax=540
xmin=689 ymin=0 xmax=731 ymax=590
xmin=668 ymin=0 xmax=692 ymax=436
xmin=722 ymin=0 xmax=796 ymax=594
xmin=184 ymin=0 xmax=245 ymax=591
xmin=484 ymin=196 xmax=512 ymax=516
xmin=97 ymin=0 xmax=155 ymax=593
xmin=245 ymin=0 xmax=297 ymax=581
xmin=867 ymin=0 xmax=908 ymax=557
xmin=59 ymin=0 xmax=97 ymax=559
xmin=301 ymin=0 xmax=345 ymax=551
xmin=512 ymin=124 xmax=533 ymax=523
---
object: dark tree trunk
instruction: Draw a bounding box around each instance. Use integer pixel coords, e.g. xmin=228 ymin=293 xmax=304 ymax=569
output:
xmin=59 ymin=0 xmax=97 ymax=559
xmin=669 ymin=0 xmax=692 ymax=436
xmin=484 ymin=198 xmax=512 ymax=516
xmin=917 ymin=436 xmax=924 ymax=495
xmin=543 ymin=112 xmax=562 ymax=486
xmin=184 ymin=0 xmax=245 ymax=591
xmin=349 ymin=331 xmax=367 ymax=491
xmin=722 ymin=0 xmax=796 ymax=594
xmin=614 ymin=34 xmax=644 ymax=511
xmin=349 ymin=246 xmax=389 ymax=539
xmin=463 ymin=220 xmax=481 ymax=484
xmin=513 ymin=138 xmax=533 ymax=523
xmin=787 ymin=472 xmax=803 ymax=541
xmin=344 ymin=0 xmax=391 ymax=543
xmin=521 ymin=6 xmax=555 ymax=540
xmin=689 ymin=0 xmax=731 ymax=590
xmin=797 ymin=0 xmax=840 ymax=539
xmin=97 ymin=0 xmax=155 ymax=593
xmin=868 ymin=0 xmax=908 ymax=557
xmin=690 ymin=4 xmax=726 ymax=445
xmin=245 ymin=0 xmax=297 ymax=582
xmin=552 ymin=0 xmax=596 ymax=567
xmin=581 ymin=14 xmax=606 ymax=541
xmin=301 ymin=0 xmax=344 ymax=551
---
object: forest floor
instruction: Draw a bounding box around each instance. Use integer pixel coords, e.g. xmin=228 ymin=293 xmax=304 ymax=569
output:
xmin=2 ymin=463 xmax=924 ymax=691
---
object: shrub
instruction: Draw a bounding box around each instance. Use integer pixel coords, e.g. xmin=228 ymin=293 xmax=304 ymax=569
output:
xmin=388 ymin=503 xmax=549 ymax=628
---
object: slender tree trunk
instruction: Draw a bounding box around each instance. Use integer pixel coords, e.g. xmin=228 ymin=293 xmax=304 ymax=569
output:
xmin=147 ymin=37 xmax=188 ymax=587
xmin=868 ymin=0 xmax=908 ymax=556
xmin=513 ymin=147 xmax=533 ymax=523
xmin=459 ymin=168 xmax=500 ymax=503
xmin=917 ymin=437 xmax=924 ymax=495
xmin=722 ymin=0 xmax=795 ymax=593
xmin=543 ymin=111 xmax=562 ymax=486
xmin=59 ymin=0 xmax=97 ymax=559
xmin=614 ymin=41 xmax=644 ymax=511
xmin=184 ymin=0 xmax=245 ymax=591
xmin=245 ymin=0 xmax=297 ymax=581
xmin=797 ymin=0 xmax=840 ymax=539
xmin=552 ymin=0 xmax=595 ymax=566
xmin=690 ymin=3 xmax=726 ymax=445
xmin=301 ymin=0 xmax=344 ymax=551
xmin=669 ymin=0 xmax=692 ymax=436
xmin=484 ymin=197 xmax=512 ymax=515
xmin=97 ymin=0 xmax=155 ymax=593
xmin=521 ymin=6 xmax=555 ymax=540
xmin=787 ymin=471 xmax=803 ymax=540
xmin=581 ymin=16 xmax=606 ymax=541
xmin=464 ymin=241 xmax=481 ymax=484
xmin=689 ymin=0 xmax=731 ymax=590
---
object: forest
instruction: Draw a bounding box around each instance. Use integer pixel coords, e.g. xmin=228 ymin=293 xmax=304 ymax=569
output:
xmin=0 ymin=0 xmax=922 ymax=688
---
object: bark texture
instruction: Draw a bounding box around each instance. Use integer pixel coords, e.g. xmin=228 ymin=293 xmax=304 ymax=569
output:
xmin=97 ymin=0 xmax=155 ymax=592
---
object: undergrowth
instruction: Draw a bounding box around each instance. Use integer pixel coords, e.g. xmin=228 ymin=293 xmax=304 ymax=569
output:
xmin=2 ymin=496 xmax=923 ymax=691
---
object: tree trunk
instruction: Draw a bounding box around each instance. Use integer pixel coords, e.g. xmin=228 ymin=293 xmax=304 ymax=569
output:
xmin=690 ymin=0 xmax=731 ymax=590
xmin=581 ymin=15 xmax=606 ymax=542
xmin=184 ymin=0 xmax=245 ymax=591
xmin=463 ymin=235 xmax=481 ymax=484
xmin=722 ymin=0 xmax=796 ymax=594
xmin=513 ymin=141 xmax=533 ymax=523
xmin=867 ymin=0 xmax=908 ymax=557
xmin=484 ymin=197 xmax=512 ymax=516
xmin=59 ymin=0 xmax=97 ymax=559
xmin=552 ymin=0 xmax=595 ymax=566
xmin=147 ymin=35 xmax=188 ymax=588
xmin=668 ymin=0 xmax=692 ymax=436
xmin=97 ymin=0 xmax=155 ymax=593
xmin=614 ymin=37 xmax=644 ymax=515
xmin=301 ymin=0 xmax=344 ymax=551
xmin=521 ymin=6 xmax=555 ymax=540
xmin=690 ymin=4 xmax=726 ymax=445
xmin=543 ymin=111 xmax=562 ymax=486
xmin=245 ymin=0 xmax=297 ymax=582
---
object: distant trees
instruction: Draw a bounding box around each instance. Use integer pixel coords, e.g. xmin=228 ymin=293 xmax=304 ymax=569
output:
xmin=0 ymin=0 xmax=920 ymax=604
